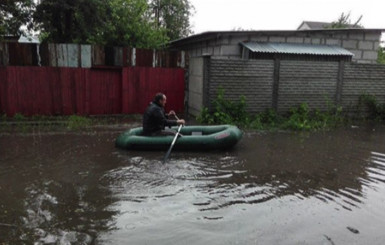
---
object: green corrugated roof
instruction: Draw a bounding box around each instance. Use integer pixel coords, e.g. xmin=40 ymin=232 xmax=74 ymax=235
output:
xmin=241 ymin=42 xmax=354 ymax=56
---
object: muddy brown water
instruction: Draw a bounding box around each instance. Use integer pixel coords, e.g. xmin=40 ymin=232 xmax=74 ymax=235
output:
xmin=1 ymin=125 xmax=385 ymax=244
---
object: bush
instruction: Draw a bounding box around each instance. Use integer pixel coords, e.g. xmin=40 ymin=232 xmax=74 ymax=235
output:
xmin=13 ymin=113 xmax=26 ymax=121
xmin=198 ymin=88 xmax=346 ymax=131
xmin=358 ymin=93 xmax=385 ymax=121
xmin=283 ymin=103 xmax=313 ymax=130
xmin=197 ymin=88 xmax=250 ymax=126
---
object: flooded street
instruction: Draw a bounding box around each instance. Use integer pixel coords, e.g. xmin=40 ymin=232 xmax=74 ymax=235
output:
xmin=1 ymin=125 xmax=385 ymax=244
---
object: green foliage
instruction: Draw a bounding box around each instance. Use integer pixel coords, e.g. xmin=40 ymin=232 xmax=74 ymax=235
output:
xmin=327 ymin=12 xmax=363 ymax=29
xmin=0 ymin=0 xmax=35 ymax=37
xmin=282 ymin=103 xmax=344 ymax=130
xmin=67 ymin=115 xmax=92 ymax=130
xmin=197 ymin=88 xmax=250 ymax=126
xmin=102 ymin=0 xmax=168 ymax=48
xmin=250 ymin=109 xmax=282 ymax=130
xmin=283 ymin=103 xmax=312 ymax=130
xmin=149 ymin=0 xmax=194 ymax=40
xmin=13 ymin=113 xmax=26 ymax=121
xmin=34 ymin=0 xmax=110 ymax=44
xmin=358 ymin=93 xmax=385 ymax=121
xmin=9 ymin=0 xmax=193 ymax=48
xmin=2 ymin=0 xmax=193 ymax=47
xmin=378 ymin=47 xmax=385 ymax=64
xmin=198 ymin=89 xmax=346 ymax=131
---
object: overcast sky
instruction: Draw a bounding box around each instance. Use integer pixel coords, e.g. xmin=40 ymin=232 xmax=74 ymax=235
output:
xmin=189 ymin=0 xmax=385 ymax=34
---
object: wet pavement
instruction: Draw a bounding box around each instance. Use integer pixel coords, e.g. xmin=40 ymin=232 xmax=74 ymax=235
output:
xmin=1 ymin=125 xmax=385 ymax=244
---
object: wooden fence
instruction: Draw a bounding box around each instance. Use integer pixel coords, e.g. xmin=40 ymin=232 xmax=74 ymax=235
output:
xmin=0 ymin=66 xmax=185 ymax=116
xmin=0 ymin=42 xmax=186 ymax=68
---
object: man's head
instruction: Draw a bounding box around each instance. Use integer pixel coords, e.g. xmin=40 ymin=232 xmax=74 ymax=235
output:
xmin=154 ymin=93 xmax=167 ymax=107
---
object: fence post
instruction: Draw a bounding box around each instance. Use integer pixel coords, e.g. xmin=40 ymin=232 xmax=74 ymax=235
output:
xmin=335 ymin=60 xmax=345 ymax=105
xmin=121 ymin=68 xmax=129 ymax=114
xmin=152 ymin=49 xmax=156 ymax=67
xmin=0 ymin=67 xmax=7 ymax=114
xmin=131 ymin=48 xmax=136 ymax=67
xmin=202 ymin=55 xmax=211 ymax=109
xmin=272 ymin=58 xmax=281 ymax=111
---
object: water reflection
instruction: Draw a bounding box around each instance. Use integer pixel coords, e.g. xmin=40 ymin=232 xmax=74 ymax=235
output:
xmin=0 ymin=131 xmax=120 ymax=244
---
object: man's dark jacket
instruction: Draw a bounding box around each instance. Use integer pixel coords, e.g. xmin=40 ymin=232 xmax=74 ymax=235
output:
xmin=142 ymin=102 xmax=177 ymax=135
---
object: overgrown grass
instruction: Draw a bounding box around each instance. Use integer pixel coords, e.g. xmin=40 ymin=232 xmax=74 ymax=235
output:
xmin=0 ymin=114 xmax=102 ymax=133
xmin=66 ymin=115 xmax=92 ymax=130
xmin=197 ymin=88 xmax=347 ymax=131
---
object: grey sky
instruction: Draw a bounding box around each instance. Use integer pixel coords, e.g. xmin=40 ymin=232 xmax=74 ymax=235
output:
xmin=189 ymin=0 xmax=385 ymax=34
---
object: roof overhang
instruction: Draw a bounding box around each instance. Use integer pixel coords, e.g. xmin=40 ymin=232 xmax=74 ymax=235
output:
xmin=241 ymin=42 xmax=354 ymax=56
xmin=170 ymin=29 xmax=385 ymax=48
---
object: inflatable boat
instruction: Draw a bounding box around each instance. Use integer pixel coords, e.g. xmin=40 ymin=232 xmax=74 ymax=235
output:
xmin=115 ymin=125 xmax=242 ymax=150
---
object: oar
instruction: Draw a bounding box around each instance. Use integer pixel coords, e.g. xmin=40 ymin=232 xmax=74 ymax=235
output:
xmin=163 ymin=124 xmax=183 ymax=163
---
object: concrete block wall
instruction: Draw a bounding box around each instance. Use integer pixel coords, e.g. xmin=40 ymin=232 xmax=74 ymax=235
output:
xmin=278 ymin=61 xmax=339 ymax=112
xmin=193 ymin=57 xmax=385 ymax=115
xmin=342 ymin=63 xmax=385 ymax=109
xmin=186 ymin=31 xmax=382 ymax=64
xmin=208 ymin=58 xmax=274 ymax=113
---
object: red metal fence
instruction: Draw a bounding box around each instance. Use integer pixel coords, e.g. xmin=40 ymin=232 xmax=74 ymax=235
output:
xmin=0 ymin=66 xmax=184 ymax=116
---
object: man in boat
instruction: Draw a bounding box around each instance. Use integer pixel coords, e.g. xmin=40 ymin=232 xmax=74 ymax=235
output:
xmin=142 ymin=93 xmax=185 ymax=136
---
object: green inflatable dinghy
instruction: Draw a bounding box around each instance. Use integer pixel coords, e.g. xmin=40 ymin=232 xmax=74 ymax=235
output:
xmin=115 ymin=124 xmax=243 ymax=150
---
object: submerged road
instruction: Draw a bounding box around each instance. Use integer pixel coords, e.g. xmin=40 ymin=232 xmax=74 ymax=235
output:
xmin=1 ymin=125 xmax=385 ymax=244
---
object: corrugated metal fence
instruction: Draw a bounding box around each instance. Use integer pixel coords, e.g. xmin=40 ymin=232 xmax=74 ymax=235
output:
xmin=0 ymin=66 xmax=185 ymax=116
xmin=0 ymin=42 xmax=186 ymax=68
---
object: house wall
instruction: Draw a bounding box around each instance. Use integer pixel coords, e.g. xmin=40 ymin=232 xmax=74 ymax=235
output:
xmin=184 ymin=31 xmax=382 ymax=64
xmin=188 ymin=57 xmax=205 ymax=116
xmin=193 ymin=57 xmax=385 ymax=115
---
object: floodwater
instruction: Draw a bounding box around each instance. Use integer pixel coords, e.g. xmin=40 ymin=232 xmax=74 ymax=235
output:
xmin=1 ymin=125 xmax=385 ymax=245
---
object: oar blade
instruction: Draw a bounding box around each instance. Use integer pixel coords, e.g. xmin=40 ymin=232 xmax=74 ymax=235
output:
xmin=162 ymin=124 xmax=183 ymax=163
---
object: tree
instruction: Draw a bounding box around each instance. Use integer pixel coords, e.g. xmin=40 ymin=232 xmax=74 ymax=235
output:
xmin=33 ymin=0 xmax=168 ymax=48
xmin=102 ymin=0 xmax=168 ymax=48
xmin=0 ymin=0 xmax=35 ymax=37
xmin=328 ymin=12 xmax=363 ymax=29
xmin=149 ymin=0 xmax=194 ymax=41
xmin=33 ymin=0 xmax=110 ymax=43
xmin=2 ymin=0 xmax=190 ymax=48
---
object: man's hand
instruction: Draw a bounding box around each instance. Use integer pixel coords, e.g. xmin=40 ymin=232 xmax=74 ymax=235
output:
xmin=168 ymin=110 xmax=176 ymax=116
xmin=177 ymin=119 xmax=185 ymax=125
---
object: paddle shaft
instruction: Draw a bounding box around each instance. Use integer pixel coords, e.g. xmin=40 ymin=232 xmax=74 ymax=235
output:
xmin=163 ymin=124 xmax=183 ymax=163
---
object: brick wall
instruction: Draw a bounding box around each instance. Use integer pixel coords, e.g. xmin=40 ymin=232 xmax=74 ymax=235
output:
xmin=197 ymin=57 xmax=385 ymax=115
